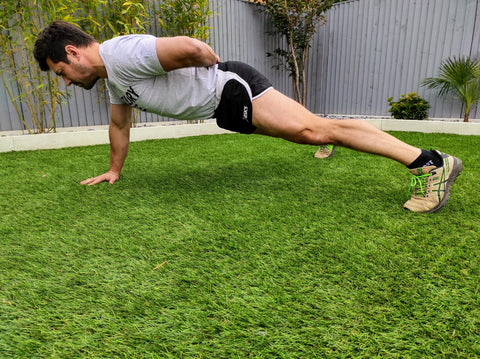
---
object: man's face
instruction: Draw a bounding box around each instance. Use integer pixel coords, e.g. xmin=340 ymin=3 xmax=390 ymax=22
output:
xmin=47 ymin=54 xmax=99 ymax=90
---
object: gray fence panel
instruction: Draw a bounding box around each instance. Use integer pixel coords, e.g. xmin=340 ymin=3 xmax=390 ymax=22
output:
xmin=0 ymin=77 xmax=20 ymax=131
xmin=315 ymin=0 xmax=480 ymax=121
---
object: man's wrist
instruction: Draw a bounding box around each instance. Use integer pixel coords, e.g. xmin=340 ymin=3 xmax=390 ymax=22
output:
xmin=108 ymin=169 xmax=120 ymax=177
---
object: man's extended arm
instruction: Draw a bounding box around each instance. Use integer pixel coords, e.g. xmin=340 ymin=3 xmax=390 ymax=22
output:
xmin=80 ymin=104 xmax=132 ymax=185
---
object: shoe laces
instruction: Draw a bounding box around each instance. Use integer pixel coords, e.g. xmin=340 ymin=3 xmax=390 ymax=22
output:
xmin=319 ymin=145 xmax=333 ymax=152
xmin=408 ymin=172 xmax=432 ymax=197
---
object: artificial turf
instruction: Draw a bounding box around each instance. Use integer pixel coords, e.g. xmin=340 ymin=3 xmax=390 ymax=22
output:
xmin=0 ymin=131 xmax=479 ymax=358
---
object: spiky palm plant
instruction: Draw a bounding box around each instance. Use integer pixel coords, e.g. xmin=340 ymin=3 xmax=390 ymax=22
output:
xmin=422 ymin=56 xmax=480 ymax=122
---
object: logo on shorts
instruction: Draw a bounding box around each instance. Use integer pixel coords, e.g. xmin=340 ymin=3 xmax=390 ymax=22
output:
xmin=243 ymin=106 xmax=249 ymax=121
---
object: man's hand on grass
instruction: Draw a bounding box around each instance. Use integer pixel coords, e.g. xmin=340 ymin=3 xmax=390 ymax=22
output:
xmin=80 ymin=171 xmax=119 ymax=186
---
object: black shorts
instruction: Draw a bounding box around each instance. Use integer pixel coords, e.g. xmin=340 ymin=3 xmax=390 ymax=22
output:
xmin=214 ymin=62 xmax=273 ymax=134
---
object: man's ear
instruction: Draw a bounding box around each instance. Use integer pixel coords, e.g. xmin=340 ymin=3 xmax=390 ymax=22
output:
xmin=65 ymin=45 xmax=80 ymax=60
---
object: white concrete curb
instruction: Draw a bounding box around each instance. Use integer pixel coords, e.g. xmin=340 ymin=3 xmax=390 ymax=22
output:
xmin=0 ymin=121 xmax=231 ymax=153
xmin=366 ymin=119 xmax=480 ymax=135
xmin=0 ymin=118 xmax=478 ymax=153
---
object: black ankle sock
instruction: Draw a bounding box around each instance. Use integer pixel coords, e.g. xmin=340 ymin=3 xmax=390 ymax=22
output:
xmin=407 ymin=149 xmax=442 ymax=169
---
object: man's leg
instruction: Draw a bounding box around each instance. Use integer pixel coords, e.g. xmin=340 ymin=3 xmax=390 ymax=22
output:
xmin=251 ymin=89 xmax=462 ymax=213
xmin=252 ymin=89 xmax=421 ymax=165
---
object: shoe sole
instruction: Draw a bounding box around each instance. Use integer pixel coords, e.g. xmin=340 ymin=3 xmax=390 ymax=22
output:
xmin=314 ymin=145 xmax=336 ymax=159
xmin=424 ymin=156 xmax=463 ymax=213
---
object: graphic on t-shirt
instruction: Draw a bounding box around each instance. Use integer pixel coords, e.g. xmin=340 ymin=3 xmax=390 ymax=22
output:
xmin=121 ymin=86 xmax=146 ymax=111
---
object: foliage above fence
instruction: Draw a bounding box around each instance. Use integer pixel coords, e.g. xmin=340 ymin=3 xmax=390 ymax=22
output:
xmin=156 ymin=0 xmax=212 ymax=42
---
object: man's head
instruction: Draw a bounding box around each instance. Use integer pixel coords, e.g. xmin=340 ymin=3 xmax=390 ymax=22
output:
xmin=34 ymin=21 xmax=95 ymax=71
xmin=34 ymin=21 xmax=100 ymax=89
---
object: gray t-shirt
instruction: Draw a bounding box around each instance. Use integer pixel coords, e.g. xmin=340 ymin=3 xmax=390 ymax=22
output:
xmin=99 ymin=35 xmax=238 ymax=121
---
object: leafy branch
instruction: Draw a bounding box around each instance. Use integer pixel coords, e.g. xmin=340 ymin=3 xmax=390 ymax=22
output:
xmin=255 ymin=0 xmax=335 ymax=105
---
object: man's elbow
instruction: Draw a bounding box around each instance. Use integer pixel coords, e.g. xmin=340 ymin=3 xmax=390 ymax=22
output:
xmin=181 ymin=37 xmax=216 ymax=67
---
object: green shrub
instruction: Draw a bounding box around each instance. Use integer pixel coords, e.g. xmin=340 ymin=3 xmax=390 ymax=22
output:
xmin=387 ymin=92 xmax=430 ymax=120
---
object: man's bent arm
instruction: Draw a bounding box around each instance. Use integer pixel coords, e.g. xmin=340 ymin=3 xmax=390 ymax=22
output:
xmin=80 ymin=104 xmax=132 ymax=185
xmin=155 ymin=36 xmax=220 ymax=71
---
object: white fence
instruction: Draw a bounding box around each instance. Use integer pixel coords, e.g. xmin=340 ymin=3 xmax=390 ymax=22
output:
xmin=1 ymin=0 xmax=479 ymax=132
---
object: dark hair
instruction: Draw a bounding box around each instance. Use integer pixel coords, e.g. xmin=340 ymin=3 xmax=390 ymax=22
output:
xmin=33 ymin=21 xmax=96 ymax=71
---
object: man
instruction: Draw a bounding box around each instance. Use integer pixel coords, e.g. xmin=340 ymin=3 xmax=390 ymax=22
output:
xmin=34 ymin=21 xmax=462 ymax=213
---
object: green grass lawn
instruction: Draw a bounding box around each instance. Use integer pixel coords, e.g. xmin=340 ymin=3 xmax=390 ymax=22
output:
xmin=0 ymin=131 xmax=479 ymax=358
